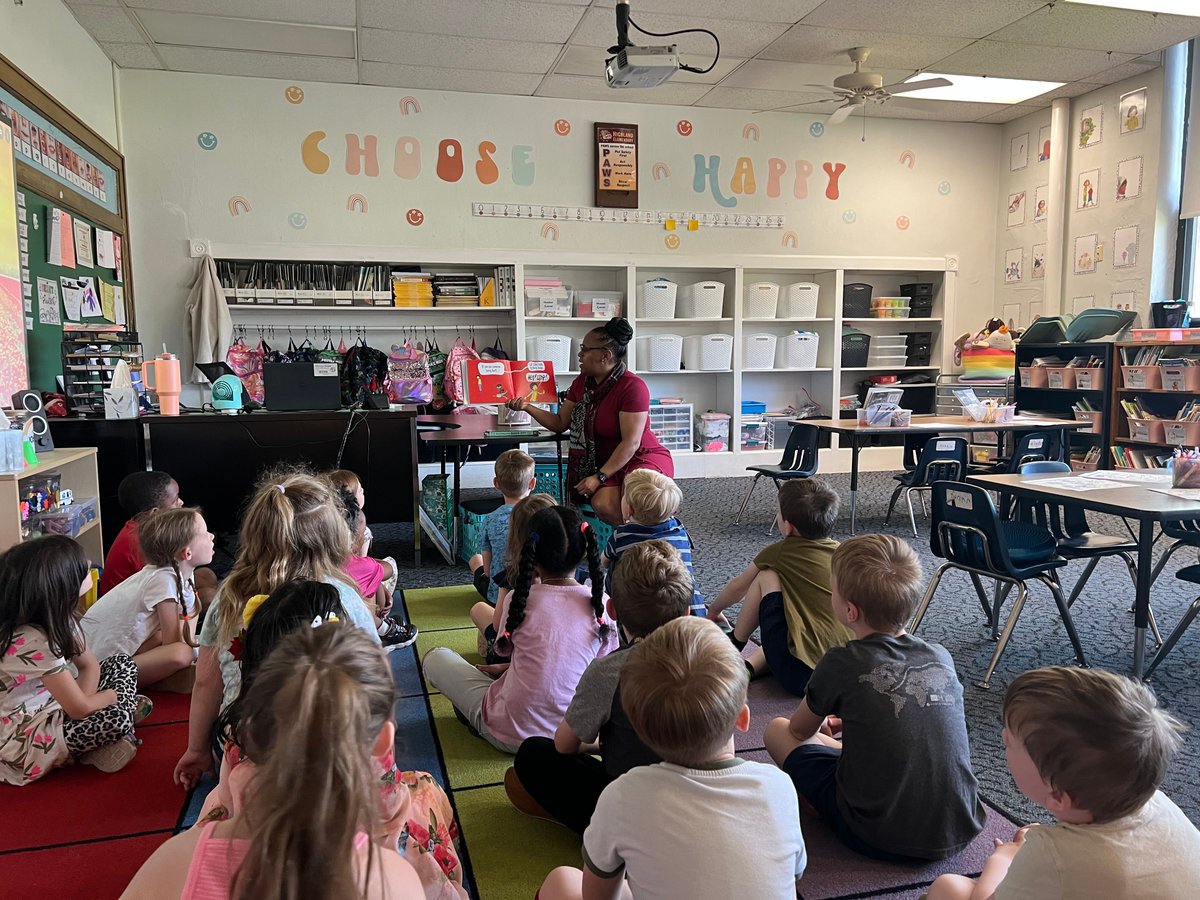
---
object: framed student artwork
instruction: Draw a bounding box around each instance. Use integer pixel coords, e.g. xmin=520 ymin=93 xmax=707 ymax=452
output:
xmin=1007 ymin=190 xmax=1026 ymax=227
xmin=1033 ymin=185 xmax=1048 ymax=222
xmin=1079 ymin=104 xmax=1103 ymax=149
xmin=1077 ymin=168 xmax=1100 ymax=210
xmin=1116 ymin=157 xmax=1143 ymax=201
xmin=594 ymin=123 xmax=638 ymax=209
xmin=1038 ymin=124 xmax=1051 ymax=162
xmin=1004 ymin=248 xmax=1022 ymax=284
xmin=1074 ymin=234 xmax=1098 ymax=275
xmin=1032 ymin=243 xmax=1047 ymax=280
xmin=1010 ymin=133 xmax=1029 ymax=172
xmin=1113 ymin=224 xmax=1140 ymax=269
xmin=1120 ymin=88 xmax=1147 ymax=135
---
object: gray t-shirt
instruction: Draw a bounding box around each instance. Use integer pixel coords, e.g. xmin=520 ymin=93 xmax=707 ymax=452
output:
xmin=564 ymin=646 xmax=660 ymax=778
xmin=805 ymin=632 xmax=986 ymax=859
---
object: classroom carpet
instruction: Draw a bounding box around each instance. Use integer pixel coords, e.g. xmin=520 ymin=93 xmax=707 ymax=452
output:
xmin=404 ymin=583 xmax=1022 ymax=900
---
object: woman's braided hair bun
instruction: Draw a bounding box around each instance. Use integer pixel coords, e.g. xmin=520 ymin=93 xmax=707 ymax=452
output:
xmin=602 ymin=317 xmax=634 ymax=348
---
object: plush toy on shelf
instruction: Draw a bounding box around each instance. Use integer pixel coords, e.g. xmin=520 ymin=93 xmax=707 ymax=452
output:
xmin=955 ymin=318 xmax=1017 ymax=381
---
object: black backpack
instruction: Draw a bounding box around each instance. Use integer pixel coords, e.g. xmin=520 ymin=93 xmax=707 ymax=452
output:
xmin=341 ymin=340 xmax=388 ymax=406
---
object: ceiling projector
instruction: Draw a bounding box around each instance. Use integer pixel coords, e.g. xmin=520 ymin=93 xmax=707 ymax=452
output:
xmin=606 ymin=45 xmax=680 ymax=89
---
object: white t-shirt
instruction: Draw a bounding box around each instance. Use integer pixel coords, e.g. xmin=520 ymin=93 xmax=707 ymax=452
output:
xmin=81 ymin=566 xmax=194 ymax=660
xmin=583 ymin=758 xmax=806 ymax=899
xmin=996 ymin=791 xmax=1200 ymax=900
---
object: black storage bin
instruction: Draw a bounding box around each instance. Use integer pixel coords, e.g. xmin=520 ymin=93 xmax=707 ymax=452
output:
xmin=906 ymin=350 xmax=932 ymax=366
xmin=903 ymin=331 xmax=934 ymax=348
xmin=900 ymin=283 xmax=934 ymax=297
xmin=843 ymin=282 xmax=873 ymax=317
xmin=841 ymin=330 xmax=871 ymax=367
xmin=909 ymin=295 xmax=934 ymax=318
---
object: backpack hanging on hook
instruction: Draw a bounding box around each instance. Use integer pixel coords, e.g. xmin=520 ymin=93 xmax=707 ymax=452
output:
xmin=481 ymin=328 xmax=509 ymax=361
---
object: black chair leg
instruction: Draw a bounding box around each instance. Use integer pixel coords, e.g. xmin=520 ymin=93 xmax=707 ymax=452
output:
xmin=981 ymin=581 xmax=1027 ymax=689
xmin=910 ymin=564 xmax=949 ymax=632
xmin=734 ymin=474 xmax=761 ymax=526
xmin=1043 ymin=574 xmax=1088 ymax=669
xmin=884 ymin=484 xmax=903 ymax=527
xmin=991 ymin=582 xmax=1014 ymax=640
xmin=967 ymin=573 xmax=994 ymax=627
xmin=1065 ymin=557 xmax=1101 ymax=609
xmin=1143 ymin=595 xmax=1200 ymax=679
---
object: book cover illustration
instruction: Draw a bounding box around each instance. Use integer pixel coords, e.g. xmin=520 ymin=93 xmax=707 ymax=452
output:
xmin=463 ymin=358 xmax=557 ymax=405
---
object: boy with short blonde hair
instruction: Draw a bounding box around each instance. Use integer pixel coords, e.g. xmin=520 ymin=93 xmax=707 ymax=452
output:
xmin=468 ymin=449 xmax=536 ymax=606
xmin=603 ymin=470 xmax=703 ymax=616
xmin=765 ymin=534 xmax=986 ymax=862
xmin=507 ymin=540 xmax=692 ymax=834
xmin=537 ymin=616 xmax=807 ymax=900
xmin=709 ymin=477 xmax=850 ymax=693
xmin=929 ymin=666 xmax=1200 ymax=900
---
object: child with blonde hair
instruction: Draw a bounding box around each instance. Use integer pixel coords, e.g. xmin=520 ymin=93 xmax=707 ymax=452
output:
xmin=603 ymin=469 xmax=703 ymax=616
xmin=124 ymin=626 xmax=424 ymax=900
xmin=173 ymin=469 xmax=380 ymax=790
xmin=82 ymin=507 xmax=213 ymax=689
xmin=468 ymin=448 xmax=537 ymax=604
xmin=766 ymin=534 xmax=985 ymax=862
xmin=537 ymin=616 xmax=806 ymax=900
xmin=928 ymin=667 xmax=1200 ymax=900
xmin=425 ymin=505 xmax=617 ymax=753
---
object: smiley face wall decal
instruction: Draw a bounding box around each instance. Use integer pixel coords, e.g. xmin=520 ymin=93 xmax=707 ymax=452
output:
xmin=288 ymin=213 xmax=308 ymax=229
xmin=554 ymin=119 xmax=571 ymax=136
xmin=896 ymin=215 xmax=911 ymax=230
xmin=406 ymin=208 xmax=425 ymax=227
xmin=196 ymin=132 xmax=218 ymax=150
xmin=664 ymin=234 xmax=681 ymax=250
xmin=284 ymin=86 xmax=305 ymax=104
xmin=676 ymin=120 xmax=693 ymax=137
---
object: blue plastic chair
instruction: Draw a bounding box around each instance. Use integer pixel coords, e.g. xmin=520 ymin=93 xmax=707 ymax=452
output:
xmin=734 ymin=423 xmax=819 ymax=527
xmin=885 ymin=436 xmax=968 ymax=536
xmin=910 ymin=481 xmax=1087 ymax=688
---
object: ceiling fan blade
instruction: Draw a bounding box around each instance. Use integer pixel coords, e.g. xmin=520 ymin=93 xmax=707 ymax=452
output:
xmin=883 ymin=77 xmax=954 ymax=95
xmin=827 ymin=103 xmax=857 ymax=126
xmin=803 ymin=83 xmax=838 ymax=91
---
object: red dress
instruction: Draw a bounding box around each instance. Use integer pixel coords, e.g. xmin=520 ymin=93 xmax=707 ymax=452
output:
xmin=566 ymin=370 xmax=673 ymax=488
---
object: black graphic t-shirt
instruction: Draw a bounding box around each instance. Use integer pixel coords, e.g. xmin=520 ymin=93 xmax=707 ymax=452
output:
xmin=805 ymin=632 xmax=986 ymax=858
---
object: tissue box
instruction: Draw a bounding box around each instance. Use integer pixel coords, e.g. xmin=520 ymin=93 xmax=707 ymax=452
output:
xmin=104 ymin=388 xmax=139 ymax=419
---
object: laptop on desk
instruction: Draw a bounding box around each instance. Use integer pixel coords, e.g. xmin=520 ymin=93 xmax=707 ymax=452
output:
xmin=263 ymin=362 xmax=342 ymax=411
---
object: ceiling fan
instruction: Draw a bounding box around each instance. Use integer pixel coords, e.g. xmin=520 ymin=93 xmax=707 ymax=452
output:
xmin=802 ymin=47 xmax=953 ymax=124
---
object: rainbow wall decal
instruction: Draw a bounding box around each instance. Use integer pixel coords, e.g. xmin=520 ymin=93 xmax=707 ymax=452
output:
xmin=228 ymin=196 xmax=252 ymax=216
xmin=347 ymin=193 xmax=368 ymax=213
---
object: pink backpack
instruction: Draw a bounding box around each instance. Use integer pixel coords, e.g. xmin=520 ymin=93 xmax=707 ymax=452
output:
xmin=225 ymin=337 xmax=264 ymax=403
xmin=385 ymin=342 xmax=433 ymax=404
xmin=442 ymin=337 xmax=480 ymax=406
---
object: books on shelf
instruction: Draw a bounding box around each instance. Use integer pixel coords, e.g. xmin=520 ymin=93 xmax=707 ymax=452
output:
xmin=1110 ymin=445 xmax=1173 ymax=469
xmin=1123 ymin=346 xmax=1165 ymax=366
xmin=392 ymin=272 xmax=434 ymax=307
xmin=460 ymin=358 xmax=558 ymax=406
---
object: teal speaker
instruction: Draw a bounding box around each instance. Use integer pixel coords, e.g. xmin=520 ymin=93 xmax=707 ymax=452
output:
xmin=210 ymin=374 xmax=244 ymax=414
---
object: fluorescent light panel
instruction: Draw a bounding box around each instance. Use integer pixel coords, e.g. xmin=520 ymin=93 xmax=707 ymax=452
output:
xmin=133 ymin=9 xmax=356 ymax=59
xmin=902 ymin=73 xmax=1064 ymax=104
xmin=1062 ymin=0 xmax=1200 ymax=15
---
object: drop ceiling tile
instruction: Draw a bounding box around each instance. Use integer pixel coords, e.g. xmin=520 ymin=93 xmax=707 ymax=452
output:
xmin=593 ymin=0 xmax=822 ymax=24
xmin=573 ymin=7 xmax=788 ymax=59
xmin=101 ymin=41 xmax=163 ymax=69
xmin=987 ymin=6 xmax=1200 ymax=55
xmin=798 ymin=0 xmax=1046 ymax=39
xmin=533 ymin=74 xmax=711 ymax=105
xmin=692 ymin=86 xmax=830 ymax=111
xmin=124 ymin=0 xmax=355 ymax=27
xmin=134 ymin=10 xmax=355 ymax=57
xmin=759 ymin=25 xmax=971 ymax=70
xmin=358 ymin=0 xmax=586 ymax=43
xmin=1085 ymin=60 xmax=1163 ymax=84
xmin=974 ymin=102 xmax=1053 ymax=124
xmin=359 ymin=29 xmax=560 ymax=74
xmin=870 ymin=99 xmax=1009 ymax=122
xmin=1036 ymin=81 xmax=1105 ymax=102
xmin=67 ymin=5 xmax=145 ymax=42
xmin=721 ymin=59 xmax=910 ymax=93
xmin=65 ymin=0 xmax=122 ymax=7
xmin=555 ymin=44 xmax=746 ymax=84
xmin=156 ymin=45 xmax=358 ymax=82
xmin=359 ymin=62 xmax=543 ymax=95
xmin=932 ymin=41 xmax=1135 ymax=83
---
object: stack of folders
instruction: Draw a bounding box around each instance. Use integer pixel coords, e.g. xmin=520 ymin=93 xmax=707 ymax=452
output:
xmin=433 ymin=273 xmax=480 ymax=307
xmin=393 ymin=272 xmax=434 ymax=307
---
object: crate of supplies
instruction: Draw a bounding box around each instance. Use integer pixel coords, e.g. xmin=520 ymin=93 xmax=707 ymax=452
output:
xmin=676 ymin=281 xmax=726 ymax=318
xmin=526 ymin=335 xmax=573 ymax=375
xmin=741 ymin=400 xmax=767 ymax=416
xmin=1074 ymin=368 xmax=1104 ymax=390
xmin=900 ymin=283 xmax=935 ymax=318
xmin=777 ymin=332 xmax=820 ymax=369
xmin=841 ymin=330 xmax=871 ymax=367
xmin=781 ymin=283 xmax=820 ymax=318
xmin=1127 ymin=418 xmax=1165 ymax=443
xmin=866 ymin=352 xmax=908 ymax=368
xmin=1045 ymin=367 xmax=1077 ymax=389
xmin=533 ymin=460 xmax=565 ymax=502
xmin=1121 ymin=366 xmax=1162 ymax=390
xmin=742 ymin=334 xmax=779 ymax=369
xmin=842 ymin=283 xmax=873 ymax=317
xmin=637 ymin=279 xmax=678 ymax=319
xmin=744 ymin=282 xmax=779 ymax=318
xmin=741 ymin=418 xmax=771 ymax=451
xmin=1073 ymin=409 xmax=1104 ymax=432
xmin=457 ymin=497 xmax=503 ymax=563
xmin=648 ymin=402 xmax=694 ymax=453
xmin=525 ymin=288 xmax=573 ymax=317
xmin=695 ymin=412 xmax=731 ymax=452
xmin=31 ymin=496 xmax=98 ymax=538
xmin=636 ymin=334 xmax=684 ymax=372
xmin=683 ymin=334 xmax=733 ymax=371
xmin=576 ymin=291 xmax=623 ymax=319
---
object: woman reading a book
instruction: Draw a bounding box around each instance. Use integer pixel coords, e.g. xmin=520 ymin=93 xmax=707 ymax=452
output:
xmin=507 ymin=317 xmax=672 ymax=525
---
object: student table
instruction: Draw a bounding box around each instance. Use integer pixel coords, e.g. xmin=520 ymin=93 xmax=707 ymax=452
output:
xmin=419 ymin=414 xmax=566 ymax=563
xmin=800 ymin=415 xmax=1088 ymax=534
xmin=967 ymin=470 xmax=1200 ymax=678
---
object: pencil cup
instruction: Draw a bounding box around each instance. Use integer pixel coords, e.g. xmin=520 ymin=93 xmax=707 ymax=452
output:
xmin=1173 ymin=457 xmax=1200 ymax=489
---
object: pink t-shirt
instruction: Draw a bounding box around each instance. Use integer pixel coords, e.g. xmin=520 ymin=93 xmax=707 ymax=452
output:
xmin=482 ymin=583 xmax=618 ymax=748
xmin=345 ymin=555 xmax=387 ymax=600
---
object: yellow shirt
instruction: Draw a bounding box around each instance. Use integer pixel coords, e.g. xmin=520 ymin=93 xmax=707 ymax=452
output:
xmin=754 ymin=536 xmax=852 ymax=668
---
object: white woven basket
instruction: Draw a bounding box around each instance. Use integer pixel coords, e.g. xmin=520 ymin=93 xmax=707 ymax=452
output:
xmin=744 ymin=282 xmax=780 ymax=318
xmin=742 ymin=333 xmax=779 ymax=370
xmin=636 ymin=334 xmax=683 ymax=372
xmin=637 ymin=281 xmax=678 ymax=319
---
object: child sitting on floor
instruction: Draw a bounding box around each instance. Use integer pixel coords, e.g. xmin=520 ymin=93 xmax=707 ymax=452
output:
xmin=193 ymin=580 xmax=467 ymax=899
xmin=708 ymin=478 xmax=850 ymax=694
xmin=82 ymin=507 xmax=213 ymax=690
xmin=467 ymin=449 xmax=536 ymax=605
xmin=100 ymin=470 xmax=218 ymax=607
xmin=329 ymin=468 xmax=398 ymax=595
xmin=765 ymin=534 xmax=986 ymax=862
xmin=928 ymin=666 xmax=1200 ymax=900
xmin=507 ymin=539 xmax=693 ymax=834
xmin=1 ymin=536 xmax=151 ymax=783
xmin=537 ymin=616 xmax=807 ymax=900
xmin=335 ymin=486 xmax=396 ymax=617
xmin=123 ymin=626 xmax=424 ymax=900
xmin=602 ymin=470 xmax=704 ymax=616
xmin=424 ymin=505 xmax=617 ymax=754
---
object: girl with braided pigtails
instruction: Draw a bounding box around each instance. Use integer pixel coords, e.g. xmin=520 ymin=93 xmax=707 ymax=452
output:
xmin=424 ymin=506 xmax=618 ymax=754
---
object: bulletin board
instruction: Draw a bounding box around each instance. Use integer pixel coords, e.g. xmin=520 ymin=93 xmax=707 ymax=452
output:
xmin=1 ymin=52 xmax=133 ymax=395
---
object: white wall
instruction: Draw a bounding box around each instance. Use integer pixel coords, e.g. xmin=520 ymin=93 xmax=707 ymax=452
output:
xmin=0 ymin=0 xmax=117 ymax=145
xmin=117 ymin=69 xmax=1002 ymax=364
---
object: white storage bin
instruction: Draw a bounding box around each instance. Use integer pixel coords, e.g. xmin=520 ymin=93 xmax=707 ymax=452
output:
xmin=742 ymin=333 xmax=779 ymax=370
xmin=871 ymin=335 xmax=909 ymax=349
xmin=780 ymin=283 xmax=820 ymax=318
xmin=637 ymin=280 xmax=678 ymax=319
xmin=526 ymin=335 xmax=573 ymax=374
xmin=695 ymin=412 xmax=731 ymax=452
xmin=866 ymin=352 xmax=909 ymax=367
xmin=648 ymin=403 xmax=694 ymax=453
xmin=744 ymin=282 xmax=780 ymax=318
xmin=777 ymin=332 xmax=820 ymax=369
xmin=683 ymin=334 xmax=734 ymax=371
xmin=677 ymin=281 xmax=726 ymax=318
xmin=636 ymin=334 xmax=684 ymax=372
xmin=525 ymin=290 xmax=574 ymax=317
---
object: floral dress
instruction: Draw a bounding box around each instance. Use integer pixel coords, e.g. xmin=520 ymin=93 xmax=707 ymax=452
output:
xmin=0 ymin=626 xmax=70 ymax=785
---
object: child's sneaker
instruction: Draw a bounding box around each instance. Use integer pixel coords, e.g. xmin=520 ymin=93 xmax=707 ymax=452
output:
xmin=380 ymin=619 xmax=419 ymax=652
xmin=80 ymin=735 xmax=137 ymax=773
xmin=133 ymin=694 xmax=154 ymax=724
